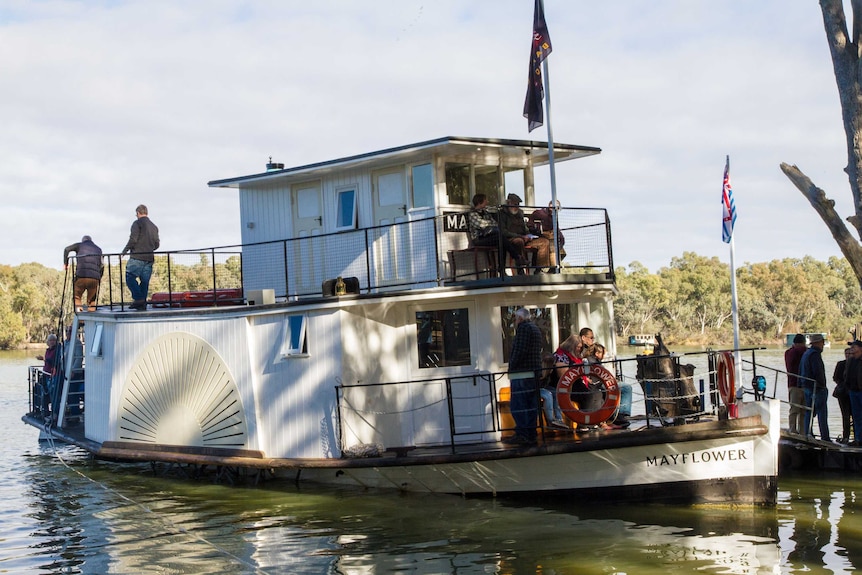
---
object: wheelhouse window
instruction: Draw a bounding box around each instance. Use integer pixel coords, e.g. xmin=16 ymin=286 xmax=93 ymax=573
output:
xmin=474 ymin=165 xmax=501 ymax=199
xmin=411 ymin=163 xmax=434 ymax=208
xmin=335 ymin=186 xmax=357 ymax=230
xmin=444 ymin=162 xmax=519 ymax=206
xmin=444 ymin=163 xmax=471 ymax=206
xmin=283 ymin=315 xmax=308 ymax=357
xmin=415 ymin=308 xmax=471 ymax=368
xmin=500 ymin=306 xmax=554 ymax=364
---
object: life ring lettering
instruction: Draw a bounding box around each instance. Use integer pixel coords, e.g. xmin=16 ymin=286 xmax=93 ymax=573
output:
xmin=556 ymin=363 xmax=620 ymax=425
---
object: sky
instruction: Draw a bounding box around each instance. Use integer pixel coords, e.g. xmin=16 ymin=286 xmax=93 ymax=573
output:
xmin=0 ymin=0 xmax=853 ymax=273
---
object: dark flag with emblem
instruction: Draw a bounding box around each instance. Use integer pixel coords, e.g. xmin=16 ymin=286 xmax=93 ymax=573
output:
xmin=523 ymin=0 xmax=553 ymax=132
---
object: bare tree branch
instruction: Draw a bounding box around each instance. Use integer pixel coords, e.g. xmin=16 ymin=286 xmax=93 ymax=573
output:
xmin=780 ymin=162 xmax=862 ymax=286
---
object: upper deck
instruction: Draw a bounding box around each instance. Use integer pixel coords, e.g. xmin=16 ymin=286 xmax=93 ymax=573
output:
xmin=71 ymin=137 xmax=613 ymax=309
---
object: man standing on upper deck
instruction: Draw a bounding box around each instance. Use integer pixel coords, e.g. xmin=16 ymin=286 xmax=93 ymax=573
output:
xmin=785 ymin=334 xmax=807 ymax=434
xmin=63 ymin=235 xmax=103 ymax=312
xmin=121 ymin=204 xmax=160 ymax=311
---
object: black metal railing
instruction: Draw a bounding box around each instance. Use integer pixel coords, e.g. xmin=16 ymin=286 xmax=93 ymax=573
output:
xmin=64 ymin=207 xmax=614 ymax=312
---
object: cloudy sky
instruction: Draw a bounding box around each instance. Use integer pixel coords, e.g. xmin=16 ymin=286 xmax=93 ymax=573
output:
xmin=0 ymin=0 xmax=851 ymax=272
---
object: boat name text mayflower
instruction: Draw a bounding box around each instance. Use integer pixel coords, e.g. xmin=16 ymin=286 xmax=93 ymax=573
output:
xmin=646 ymin=448 xmax=748 ymax=467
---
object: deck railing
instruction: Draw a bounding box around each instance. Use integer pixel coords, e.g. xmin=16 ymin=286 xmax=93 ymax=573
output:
xmin=64 ymin=206 xmax=614 ymax=312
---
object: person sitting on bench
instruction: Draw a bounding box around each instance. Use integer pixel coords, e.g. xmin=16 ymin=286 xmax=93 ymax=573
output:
xmin=467 ymin=193 xmax=522 ymax=271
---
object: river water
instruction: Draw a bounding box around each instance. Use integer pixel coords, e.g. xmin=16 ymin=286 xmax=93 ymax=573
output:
xmin=2 ymin=347 xmax=861 ymax=574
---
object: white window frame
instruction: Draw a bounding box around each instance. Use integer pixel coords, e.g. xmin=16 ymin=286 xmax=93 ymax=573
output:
xmin=409 ymin=302 xmax=475 ymax=373
xmin=90 ymin=323 xmax=104 ymax=358
xmin=335 ymin=185 xmax=358 ymax=231
xmin=282 ymin=314 xmax=308 ymax=358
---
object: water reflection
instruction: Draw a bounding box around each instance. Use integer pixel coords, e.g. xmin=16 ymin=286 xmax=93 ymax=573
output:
xmin=779 ymin=473 xmax=861 ymax=574
xmin=10 ymin=445 xmax=862 ymax=574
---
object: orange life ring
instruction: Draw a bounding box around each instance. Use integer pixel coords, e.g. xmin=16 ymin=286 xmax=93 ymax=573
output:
xmin=556 ymin=363 xmax=620 ymax=425
xmin=717 ymin=351 xmax=736 ymax=407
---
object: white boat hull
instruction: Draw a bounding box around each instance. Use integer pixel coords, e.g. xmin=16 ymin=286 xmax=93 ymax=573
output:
xmin=293 ymin=403 xmax=779 ymax=504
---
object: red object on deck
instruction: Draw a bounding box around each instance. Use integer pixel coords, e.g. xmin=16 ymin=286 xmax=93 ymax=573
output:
xmin=150 ymin=288 xmax=244 ymax=308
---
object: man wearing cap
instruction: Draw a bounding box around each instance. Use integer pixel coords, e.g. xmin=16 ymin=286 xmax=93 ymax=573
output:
xmin=63 ymin=235 xmax=103 ymax=312
xmin=467 ymin=193 xmax=523 ymax=272
xmin=499 ymin=193 xmax=551 ymax=274
xmin=844 ymin=340 xmax=862 ymax=445
xmin=784 ymin=333 xmax=807 ymax=434
xmin=799 ymin=333 xmax=830 ymax=440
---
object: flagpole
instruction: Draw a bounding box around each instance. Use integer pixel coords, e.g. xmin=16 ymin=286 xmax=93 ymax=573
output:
xmin=729 ymin=234 xmax=742 ymax=390
xmin=723 ymin=154 xmax=742 ymax=399
xmin=541 ymin=57 xmax=562 ymax=270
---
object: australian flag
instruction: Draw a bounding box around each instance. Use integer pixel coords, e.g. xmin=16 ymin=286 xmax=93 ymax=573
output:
xmin=721 ymin=156 xmax=737 ymax=243
xmin=523 ymin=0 xmax=552 ymax=132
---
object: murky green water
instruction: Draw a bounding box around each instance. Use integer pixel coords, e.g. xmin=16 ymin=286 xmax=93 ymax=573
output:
xmin=3 ymin=349 xmax=860 ymax=574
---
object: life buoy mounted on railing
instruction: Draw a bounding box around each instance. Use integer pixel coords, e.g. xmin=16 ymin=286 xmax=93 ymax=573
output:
xmin=556 ymin=363 xmax=620 ymax=425
xmin=716 ymin=351 xmax=736 ymax=408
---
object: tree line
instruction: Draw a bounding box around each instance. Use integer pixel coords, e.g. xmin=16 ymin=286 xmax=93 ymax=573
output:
xmin=1 ymin=251 xmax=859 ymax=349
xmin=0 ymin=254 xmax=242 ymax=348
xmin=615 ymin=251 xmax=862 ymax=346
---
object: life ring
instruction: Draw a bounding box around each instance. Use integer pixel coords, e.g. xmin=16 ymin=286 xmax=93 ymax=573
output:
xmin=556 ymin=363 xmax=620 ymax=425
xmin=716 ymin=351 xmax=736 ymax=407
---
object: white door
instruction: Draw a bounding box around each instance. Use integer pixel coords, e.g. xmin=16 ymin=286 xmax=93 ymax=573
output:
xmin=291 ymin=182 xmax=323 ymax=295
xmin=372 ymin=168 xmax=408 ymax=286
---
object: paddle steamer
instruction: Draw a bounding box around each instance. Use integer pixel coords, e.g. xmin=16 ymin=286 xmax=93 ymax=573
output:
xmin=23 ymin=136 xmax=779 ymax=504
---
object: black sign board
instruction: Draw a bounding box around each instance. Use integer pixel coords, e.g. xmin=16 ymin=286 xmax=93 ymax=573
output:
xmin=443 ymin=211 xmax=469 ymax=232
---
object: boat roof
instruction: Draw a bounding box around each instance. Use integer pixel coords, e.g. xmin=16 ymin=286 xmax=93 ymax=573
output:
xmin=207 ymin=136 xmax=601 ymax=189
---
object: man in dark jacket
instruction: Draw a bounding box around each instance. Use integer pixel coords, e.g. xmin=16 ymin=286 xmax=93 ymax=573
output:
xmin=845 ymin=340 xmax=862 ymax=445
xmin=785 ymin=333 xmax=807 ymax=434
xmin=799 ymin=333 xmax=829 ymax=440
xmin=499 ymin=194 xmax=550 ymax=274
xmin=121 ymin=204 xmax=160 ymax=310
xmin=506 ymin=307 xmax=543 ymax=444
xmin=63 ymin=235 xmax=103 ymax=312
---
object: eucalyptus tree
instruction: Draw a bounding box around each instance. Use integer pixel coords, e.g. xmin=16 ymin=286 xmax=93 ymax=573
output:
xmin=613 ymin=262 xmax=666 ymax=337
xmin=660 ymin=252 xmax=731 ymax=335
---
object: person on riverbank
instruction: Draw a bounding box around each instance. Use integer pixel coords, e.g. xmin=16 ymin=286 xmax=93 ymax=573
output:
xmin=799 ymin=333 xmax=829 ymax=440
xmin=833 ymin=347 xmax=853 ymax=443
xmin=63 ymin=235 xmax=103 ymax=312
xmin=785 ymin=333 xmax=807 ymax=434
xmin=505 ymin=308 xmax=543 ymax=445
xmin=121 ymin=204 xmax=160 ymax=310
xmin=844 ymin=340 xmax=862 ymax=446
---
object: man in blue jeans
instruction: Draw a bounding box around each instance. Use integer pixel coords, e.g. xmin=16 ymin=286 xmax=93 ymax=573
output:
xmin=121 ymin=204 xmax=160 ymax=310
xmin=845 ymin=340 xmax=862 ymax=445
xmin=799 ymin=333 xmax=830 ymax=440
xmin=505 ymin=308 xmax=543 ymax=445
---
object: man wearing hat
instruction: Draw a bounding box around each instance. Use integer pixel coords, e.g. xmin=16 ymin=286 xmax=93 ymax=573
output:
xmin=784 ymin=333 xmax=807 ymax=434
xmin=799 ymin=333 xmax=830 ymax=440
xmin=499 ymin=193 xmax=551 ymax=274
